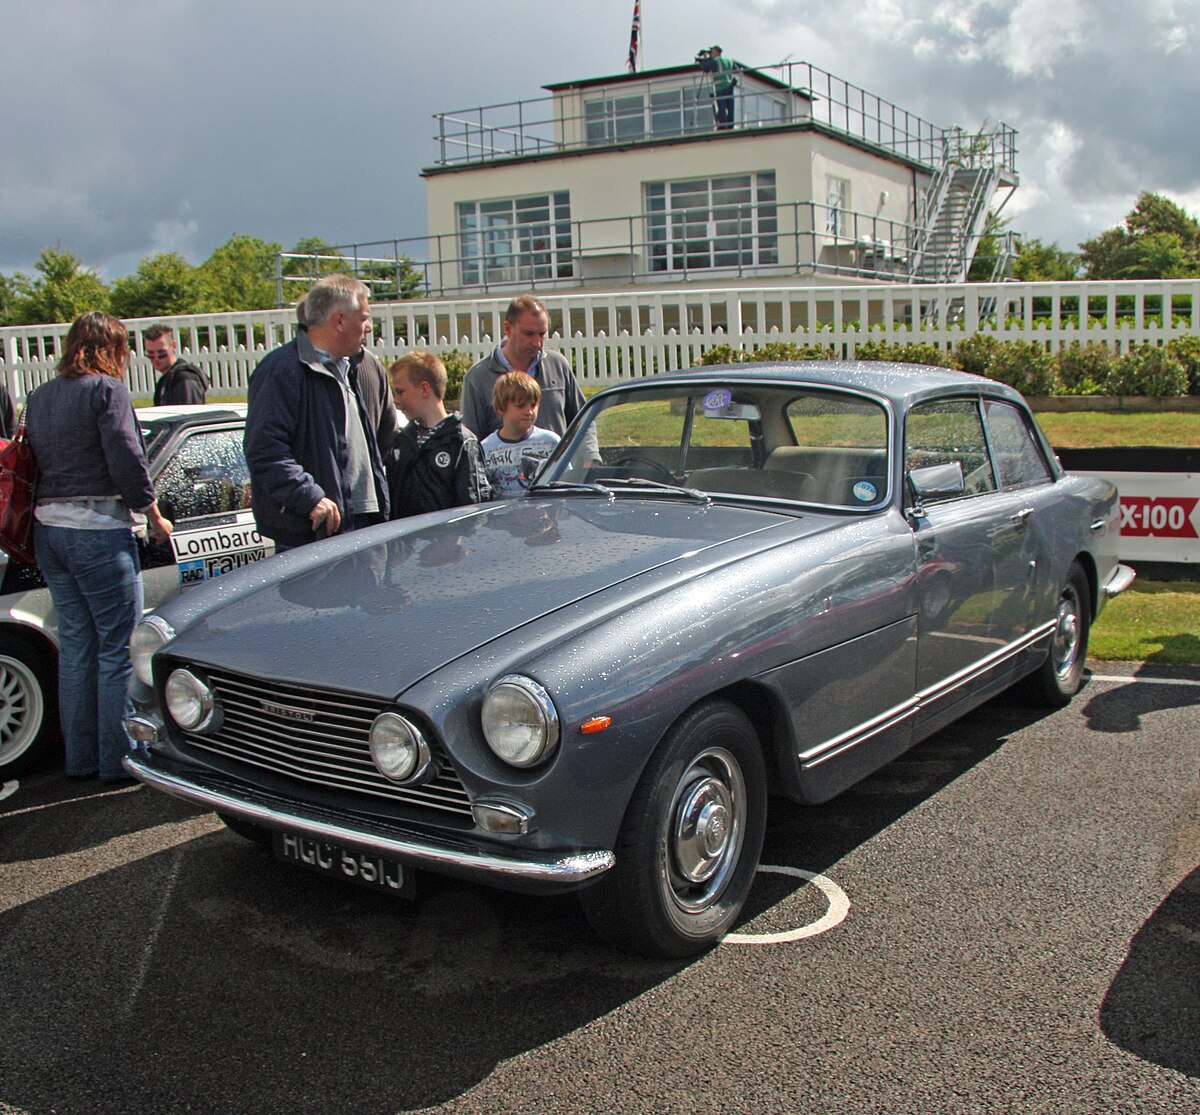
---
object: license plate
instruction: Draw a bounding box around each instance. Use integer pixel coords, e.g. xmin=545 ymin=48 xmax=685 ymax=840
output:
xmin=272 ymin=830 xmax=414 ymax=897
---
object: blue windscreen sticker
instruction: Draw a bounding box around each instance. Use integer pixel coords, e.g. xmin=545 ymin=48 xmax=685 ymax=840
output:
xmin=852 ymin=480 xmax=878 ymax=502
xmin=703 ymin=388 xmax=733 ymax=412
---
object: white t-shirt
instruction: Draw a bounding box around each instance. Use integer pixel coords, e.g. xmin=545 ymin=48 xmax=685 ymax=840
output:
xmin=480 ymin=426 xmax=560 ymax=499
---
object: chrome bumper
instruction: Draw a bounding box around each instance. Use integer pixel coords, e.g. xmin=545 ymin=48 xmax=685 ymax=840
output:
xmin=123 ymin=753 xmax=614 ymax=890
xmin=1104 ymin=562 xmax=1137 ymax=598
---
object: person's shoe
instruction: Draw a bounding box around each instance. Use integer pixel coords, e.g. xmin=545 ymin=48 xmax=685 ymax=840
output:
xmin=0 ymin=780 xmax=18 ymax=803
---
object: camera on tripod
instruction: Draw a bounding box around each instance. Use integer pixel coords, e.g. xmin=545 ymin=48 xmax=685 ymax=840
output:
xmin=694 ymin=48 xmax=712 ymax=62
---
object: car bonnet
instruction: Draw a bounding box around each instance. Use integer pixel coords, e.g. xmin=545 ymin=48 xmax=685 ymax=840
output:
xmin=158 ymin=497 xmax=802 ymax=696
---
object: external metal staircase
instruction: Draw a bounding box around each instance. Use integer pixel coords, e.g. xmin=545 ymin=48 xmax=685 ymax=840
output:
xmin=910 ymin=128 xmax=1018 ymax=322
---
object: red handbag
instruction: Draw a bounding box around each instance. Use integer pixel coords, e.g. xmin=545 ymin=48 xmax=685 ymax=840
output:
xmin=0 ymin=419 xmax=39 ymax=564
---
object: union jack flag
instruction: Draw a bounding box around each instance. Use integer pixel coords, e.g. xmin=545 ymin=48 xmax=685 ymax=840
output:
xmin=627 ymin=0 xmax=641 ymax=72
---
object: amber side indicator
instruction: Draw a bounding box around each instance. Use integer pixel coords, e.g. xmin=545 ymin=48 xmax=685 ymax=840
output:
xmin=580 ymin=716 xmax=612 ymax=735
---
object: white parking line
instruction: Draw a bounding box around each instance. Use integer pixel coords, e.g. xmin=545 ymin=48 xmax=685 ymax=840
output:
xmin=1089 ymin=674 xmax=1200 ymax=687
xmin=723 ymin=865 xmax=850 ymax=946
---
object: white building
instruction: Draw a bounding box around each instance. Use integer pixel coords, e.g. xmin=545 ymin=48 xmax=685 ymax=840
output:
xmin=279 ymin=59 xmax=1018 ymax=302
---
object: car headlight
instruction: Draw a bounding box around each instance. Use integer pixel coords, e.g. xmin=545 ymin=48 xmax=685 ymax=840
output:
xmin=481 ymin=675 xmax=560 ymax=768
xmin=131 ymin=616 xmax=175 ymax=687
xmin=164 ymin=668 xmax=220 ymax=733
xmin=369 ymin=712 xmax=435 ymax=783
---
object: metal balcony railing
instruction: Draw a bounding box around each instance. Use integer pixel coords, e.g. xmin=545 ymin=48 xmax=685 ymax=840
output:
xmin=274 ymin=201 xmax=994 ymax=304
xmin=431 ymin=60 xmax=1017 ymax=177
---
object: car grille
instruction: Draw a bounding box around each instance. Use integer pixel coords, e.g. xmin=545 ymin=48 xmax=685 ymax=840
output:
xmin=174 ymin=666 xmax=473 ymax=818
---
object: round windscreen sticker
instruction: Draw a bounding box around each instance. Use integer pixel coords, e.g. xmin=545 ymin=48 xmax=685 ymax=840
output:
xmin=852 ymin=480 xmax=878 ymax=502
xmin=703 ymin=388 xmax=733 ymax=412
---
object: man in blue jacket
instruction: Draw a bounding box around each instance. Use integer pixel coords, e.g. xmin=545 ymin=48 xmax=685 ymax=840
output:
xmin=244 ymin=275 xmax=393 ymax=550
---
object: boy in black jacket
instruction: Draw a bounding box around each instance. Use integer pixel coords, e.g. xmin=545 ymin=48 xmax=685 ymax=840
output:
xmin=386 ymin=350 xmax=491 ymax=519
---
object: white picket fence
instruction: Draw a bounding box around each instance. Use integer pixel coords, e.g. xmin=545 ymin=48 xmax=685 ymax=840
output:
xmin=3 ymin=279 xmax=1199 ymax=402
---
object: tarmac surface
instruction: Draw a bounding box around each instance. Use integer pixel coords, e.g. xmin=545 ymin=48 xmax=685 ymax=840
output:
xmin=1 ymin=661 xmax=1197 ymax=1115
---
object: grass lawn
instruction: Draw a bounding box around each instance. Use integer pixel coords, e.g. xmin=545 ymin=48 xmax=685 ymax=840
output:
xmin=1033 ymin=410 xmax=1200 ymax=448
xmin=1091 ymin=580 xmax=1200 ymax=665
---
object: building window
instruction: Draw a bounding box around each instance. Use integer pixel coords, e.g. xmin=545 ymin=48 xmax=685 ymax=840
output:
xmin=826 ymin=176 xmax=850 ymax=237
xmin=585 ymin=86 xmax=713 ymax=145
xmin=458 ymin=193 xmax=573 ymax=286
xmin=646 ymin=172 xmax=778 ymax=273
xmin=585 ymin=94 xmax=646 ymax=145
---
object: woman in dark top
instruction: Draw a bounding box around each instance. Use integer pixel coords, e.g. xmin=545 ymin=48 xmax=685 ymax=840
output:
xmin=25 ymin=312 xmax=172 ymax=782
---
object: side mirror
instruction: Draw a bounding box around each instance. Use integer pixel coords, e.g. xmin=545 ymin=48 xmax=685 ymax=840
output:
xmin=907 ymin=461 xmax=964 ymax=513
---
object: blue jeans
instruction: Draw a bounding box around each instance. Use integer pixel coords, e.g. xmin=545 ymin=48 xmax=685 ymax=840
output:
xmin=34 ymin=523 xmax=143 ymax=780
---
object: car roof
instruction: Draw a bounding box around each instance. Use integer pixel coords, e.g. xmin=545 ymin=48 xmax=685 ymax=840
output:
xmin=139 ymin=403 xmax=247 ymax=422
xmin=649 ymin=361 xmax=1025 ymax=410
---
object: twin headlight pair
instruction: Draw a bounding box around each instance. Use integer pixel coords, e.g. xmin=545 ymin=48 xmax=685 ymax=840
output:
xmin=130 ymin=619 xmax=561 ymax=775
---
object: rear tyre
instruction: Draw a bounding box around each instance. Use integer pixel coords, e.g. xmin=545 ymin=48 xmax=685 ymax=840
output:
xmin=0 ymin=634 xmax=57 ymax=777
xmin=218 ymin=812 xmax=273 ymax=849
xmin=1025 ymin=563 xmax=1091 ymax=707
xmin=580 ymin=700 xmax=767 ymax=957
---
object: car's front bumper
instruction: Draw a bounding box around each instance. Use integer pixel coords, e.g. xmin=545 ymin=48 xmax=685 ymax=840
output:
xmin=123 ymin=753 xmax=614 ymax=894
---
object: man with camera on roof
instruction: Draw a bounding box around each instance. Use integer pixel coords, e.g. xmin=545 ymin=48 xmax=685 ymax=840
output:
xmin=697 ymin=44 xmax=738 ymax=130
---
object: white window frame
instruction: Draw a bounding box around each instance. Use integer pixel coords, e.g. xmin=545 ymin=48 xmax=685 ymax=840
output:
xmin=458 ymin=193 xmax=573 ymax=286
xmin=646 ymin=172 xmax=778 ymax=274
xmin=826 ymin=176 xmax=850 ymax=237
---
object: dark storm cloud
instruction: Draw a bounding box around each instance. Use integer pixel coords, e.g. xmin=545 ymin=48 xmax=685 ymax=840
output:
xmin=2 ymin=0 xmax=1196 ymax=276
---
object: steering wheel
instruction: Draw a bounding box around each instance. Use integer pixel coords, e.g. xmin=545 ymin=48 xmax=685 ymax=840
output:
xmin=612 ymin=455 xmax=677 ymax=483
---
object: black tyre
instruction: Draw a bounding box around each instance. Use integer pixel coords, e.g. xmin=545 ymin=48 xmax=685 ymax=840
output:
xmin=0 ymin=634 xmax=57 ymax=777
xmin=1025 ymin=563 xmax=1091 ymax=707
xmin=581 ymin=700 xmax=767 ymax=957
xmin=218 ymin=812 xmax=273 ymax=848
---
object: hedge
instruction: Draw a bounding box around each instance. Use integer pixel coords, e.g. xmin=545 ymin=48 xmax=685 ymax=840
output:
xmin=698 ymin=336 xmax=1200 ymax=397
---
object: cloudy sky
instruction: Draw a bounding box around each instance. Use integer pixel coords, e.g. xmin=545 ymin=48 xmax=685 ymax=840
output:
xmin=3 ymin=0 xmax=1196 ymax=279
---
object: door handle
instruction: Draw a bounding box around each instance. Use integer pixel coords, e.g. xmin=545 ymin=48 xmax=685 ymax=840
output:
xmin=1010 ymin=507 xmax=1034 ymax=526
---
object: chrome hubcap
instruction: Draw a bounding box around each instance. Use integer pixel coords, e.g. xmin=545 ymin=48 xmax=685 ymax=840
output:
xmin=674 ymin=776 xmax=732 ymax=883
xmin=666 ymin=747 xmax=746 ymax=915
xmin=1053 ymin=591 xmax=1080 ymax=678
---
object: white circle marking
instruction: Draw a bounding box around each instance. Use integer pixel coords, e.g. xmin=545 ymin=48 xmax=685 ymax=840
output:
xmin=722 ymin=864 xmax=850 ymax=946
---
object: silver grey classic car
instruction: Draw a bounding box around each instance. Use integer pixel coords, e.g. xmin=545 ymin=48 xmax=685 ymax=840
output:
xmin=125 ymin=363 xmax=1134 ymax=956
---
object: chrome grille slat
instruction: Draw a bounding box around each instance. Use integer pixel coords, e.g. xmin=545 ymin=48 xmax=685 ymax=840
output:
xmin=219 ymin=709 xmax=373 ymax=750
xmin=173 ymin=665 xmax=472 ymax=817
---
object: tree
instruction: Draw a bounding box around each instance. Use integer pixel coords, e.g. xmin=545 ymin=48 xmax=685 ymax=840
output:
xmin=109 ymin=252 xmax=206 ymax=319
xmin=966 ymin=211 xmax=1011 ymax=282
xmin=1080 ymin=192 xmax=1200 ymax=279
xmin=1011 ymin=238 xmax=1079 ymax=282
xmin=7 ymin=248 xmax=110 ymax=325
xmin=281 ymin=236 xmax=426 ymax=304
xmin=198 ymin=233 xmax=281 ymax=311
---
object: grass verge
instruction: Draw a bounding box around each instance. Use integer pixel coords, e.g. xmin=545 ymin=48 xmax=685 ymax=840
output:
xmin=1091 ymin=580 xmax=1200 ymax=665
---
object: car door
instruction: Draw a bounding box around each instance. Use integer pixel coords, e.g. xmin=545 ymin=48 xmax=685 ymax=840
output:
xmin=980 ymin=397 xmax=1060 ymax=627
xmin=905 ymin=397 xmax=1039 ymax=724
xmin=140 ymin=421 xmax=273 ymax=609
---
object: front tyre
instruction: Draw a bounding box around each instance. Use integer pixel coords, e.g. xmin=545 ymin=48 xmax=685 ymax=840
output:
xmin=581 ymin=701 xmax=767 ymax=957
xmin=1026 ymin=562 xmax=1091 ymax=707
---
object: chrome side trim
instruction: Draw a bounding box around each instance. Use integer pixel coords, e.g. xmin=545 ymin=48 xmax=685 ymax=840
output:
xmin=1104 ymin=563 xmax=1137 ymax=598
xmin=123 ymin=754 xmax=614 ymax=886
xmin=799 ymin=620 xmax=1056 ymax=770
xmin=913 ymin=619 xmax=1055 ymax=710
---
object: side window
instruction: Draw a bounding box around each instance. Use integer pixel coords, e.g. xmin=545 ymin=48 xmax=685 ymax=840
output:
xmin=905 ymin=399 xmax=996 ymax=500
xmin=154 ymin=428 xmax=252 ymax=523
xmin=984 ymin=400 xmax=1053 ymax=489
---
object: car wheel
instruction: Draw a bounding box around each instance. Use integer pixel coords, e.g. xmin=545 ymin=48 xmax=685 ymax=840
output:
xmin=0 ymin=634 xmax=56 ymax=777
xmin=581 ymin=700 xmax=767 ymax=957
xmin=1025 ymin=563 xmax=1091 ymax=707
xmin=218 ymin=812 xmax=273 ymax=848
